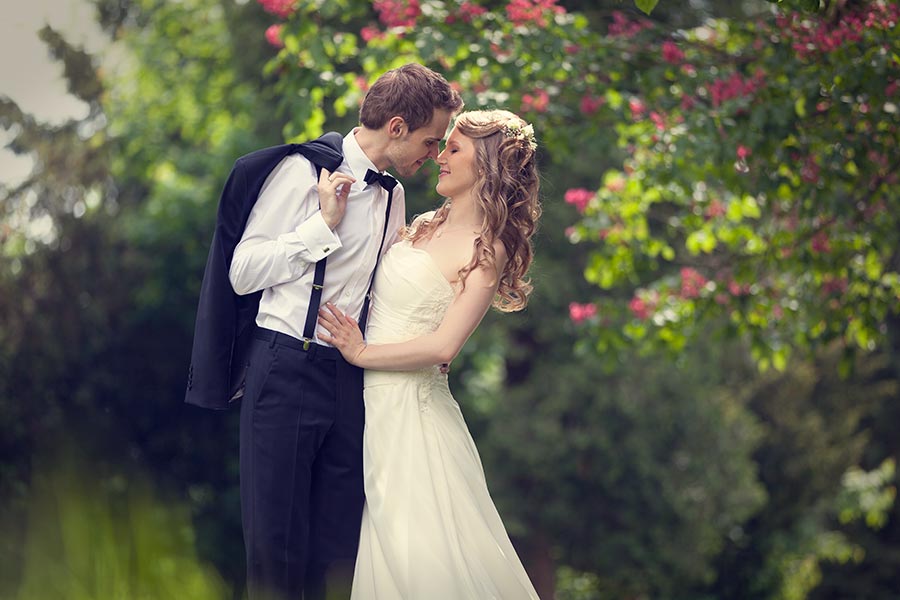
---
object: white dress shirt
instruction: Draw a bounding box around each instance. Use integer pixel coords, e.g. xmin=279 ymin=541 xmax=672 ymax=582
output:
xmin=229 ymin=130 xmax=406 ymax=344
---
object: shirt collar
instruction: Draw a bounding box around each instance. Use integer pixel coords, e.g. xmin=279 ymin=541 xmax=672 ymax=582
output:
xmin=343 ymin=129 xmax=383 ymax=193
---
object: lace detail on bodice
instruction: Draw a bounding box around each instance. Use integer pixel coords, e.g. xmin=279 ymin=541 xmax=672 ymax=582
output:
xmin=365 ymin=240 xmax=456 ymax=346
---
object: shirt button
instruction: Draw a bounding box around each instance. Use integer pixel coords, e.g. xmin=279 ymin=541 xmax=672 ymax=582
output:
xmin=323 ymin=246 xmax=330 ymax=252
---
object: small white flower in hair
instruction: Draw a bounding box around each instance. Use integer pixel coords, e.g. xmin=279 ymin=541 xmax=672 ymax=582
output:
xmin=502 ymin=118 xmax=537 ymax=150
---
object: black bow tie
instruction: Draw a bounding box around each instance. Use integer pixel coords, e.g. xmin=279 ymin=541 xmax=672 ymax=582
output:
xmin=364 ymin=168 xmax=398 ymax=192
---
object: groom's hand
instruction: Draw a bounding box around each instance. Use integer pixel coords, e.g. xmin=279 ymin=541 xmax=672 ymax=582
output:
xmin=318 ymin=167 xmax=356 ymax=230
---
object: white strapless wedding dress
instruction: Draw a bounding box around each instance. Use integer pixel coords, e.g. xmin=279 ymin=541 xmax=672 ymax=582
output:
xmin=350 ymin=240 xmax=540 ymax=600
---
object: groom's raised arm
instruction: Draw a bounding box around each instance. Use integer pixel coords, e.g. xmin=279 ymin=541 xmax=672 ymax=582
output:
xmin=229 ymin=155 xmax=343 ymax=295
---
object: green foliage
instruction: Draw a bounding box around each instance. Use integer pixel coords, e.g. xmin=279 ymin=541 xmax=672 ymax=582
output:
xmin=3 ymin=0 xmax=899 ymax=599
xmin=16 ymin=441 xmax=227 ymax=600
xmin=563 ymin=1 xmax=900 ymax=370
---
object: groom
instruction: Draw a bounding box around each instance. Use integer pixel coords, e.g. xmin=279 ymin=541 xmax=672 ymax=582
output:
xmin=186 ymin=63 xmax=462 ymax=599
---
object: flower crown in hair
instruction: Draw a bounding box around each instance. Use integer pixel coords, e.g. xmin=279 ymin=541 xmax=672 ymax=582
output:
xmin=502 ymin=118 xmax=537 ymax=151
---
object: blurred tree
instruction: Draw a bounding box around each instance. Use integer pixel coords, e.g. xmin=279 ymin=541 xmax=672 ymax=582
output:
xmin=2 ymin=0 xmax=897 ymax=599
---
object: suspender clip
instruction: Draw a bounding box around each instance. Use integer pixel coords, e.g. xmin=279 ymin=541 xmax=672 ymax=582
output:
xmin=302 ymin=339 xmax=311 ymax=351
xmin=312 ymin=284 xmax=324 ymax=290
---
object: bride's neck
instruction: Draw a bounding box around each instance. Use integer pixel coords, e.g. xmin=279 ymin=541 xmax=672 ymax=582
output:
xmin=443 ymin=194 xmax=481 ymax=229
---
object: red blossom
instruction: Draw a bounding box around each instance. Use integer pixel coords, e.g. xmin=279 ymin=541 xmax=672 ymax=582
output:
xmin=681 ymin=94 xmax=696 ymax=112
xmin=569 ymin=302 xmax=597 ymax=324
xmin=777 ymin=2 xmax=897 ymax=59
xmin=564 ymin=188 xmax=595 ymax=213
xmin=661 ymin=40 xmax=685 ymax=64
xmin=608 ymin=10 xmax=653 ymax=38
xmin=705 ymin=198 xmax=726 ymax=219
xmin=374 ymin=0 xmax=421 ymax=28
xmin=811 ymin=231 xmax=831 ymax=254
xmin=727 ymin=280 xmax=750 ymax=296
xmin=446 ymin=1 xmax=487 ymax=24
xmin=736 ymin=145 xmax=751 ymax=160
xmin=629 ymin=296 xmax=652 ymax=320
xmin=708 ymin=71 xmax=765 ymax=108
xmin=521 ymin=89 xmax=550 ymax=113
xmin=505 ymin=0 xmax=565 ymax=28
xmin=265 ymin=24 xmax=284 ymax=48
xmin=257 ymin=0 xmax=296 ymax=18
xmin=822 ymin=276 xmax=848 ymax=295
xmin=360 ymin=26 xmax=384 ymax=42
xmin=580 ymin=94 xmax=605 ymax=115
xmin=628 ymin=97 xmax=646 ymax=120
xmin=680 ymin=267 xmax=707 ymax=299
xmin=800 ymin=156 xmax=820 ymax=184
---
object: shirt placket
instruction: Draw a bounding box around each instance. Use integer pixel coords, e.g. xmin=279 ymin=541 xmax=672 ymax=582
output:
xmin=343 ymin=186 xmax=383 ymax=315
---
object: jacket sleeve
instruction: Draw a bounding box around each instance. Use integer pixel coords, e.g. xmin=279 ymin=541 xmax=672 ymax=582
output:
xmin=229 ymin=154 xmax=342 ymax=296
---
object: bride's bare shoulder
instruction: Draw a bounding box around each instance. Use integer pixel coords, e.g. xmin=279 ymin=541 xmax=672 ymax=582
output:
xmin=409 ymin=210 xmax=438 ymax=231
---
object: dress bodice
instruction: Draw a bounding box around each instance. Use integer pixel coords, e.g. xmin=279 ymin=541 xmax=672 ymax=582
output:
xmin=365 ymin=240 xmax=456 ymax=346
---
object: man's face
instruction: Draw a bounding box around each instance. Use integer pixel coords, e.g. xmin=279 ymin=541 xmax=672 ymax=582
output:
xmin=386 ymin=109 xmax=453 ymax=178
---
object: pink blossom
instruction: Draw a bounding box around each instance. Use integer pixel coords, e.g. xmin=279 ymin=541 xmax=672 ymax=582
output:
xmin=608 ymin=10 xmax=653 ymax=38
xmin=564 ymin=188 xmax=595 ymax=213
xmin=605 ymin=175 xmax=625 ymax=193
xmin=728 ymin=280 xmax=750 ymax=296
xmin=811 ymin=231 xmax=831 ymax=254
xmin=629 ymin=296 xmax=651 ymax=320
xmin=446 ymin=1 xmax=487 ymax=24
xmin=374 ymin=0 xmax=421 ymax=28
xmin=705 ymin=198 xmax=725 ymax=219
xmin=680 ymin=94 xmax=696 ymax=112
xmin=580 ymin=94 xmax=605 ymax=115
xmin=257 ymin=0 xmax=296 ymax=18
xmin=265 ymin=24 xmax=284 ymax=48
xmin=569 ymin=302 xmax=597 ymax=324
xmin=800 ymin=156 xmax=820 ymax=184
xmin=661 ymin=41 xmax=685 ymax=64
xmin=737 ymin=145 xmax=751 ymax=160
xmin=506 ymin=0 xmax=565 ymax=28
xmin=360 ymin=26 xmax=383 ymax=42
xmin=521 ymin=89 xmax=549 ymax=113
xmin=355 ymin=76 xmax=370 ymax=92
xmin=709 ymin=71 xmax=765 ymax=108
xmin=628 ymin=98 xmax=646 ymax=120
xmin=822 ymin=276 xmax=848 ymax=295
xmin=679 ymin=267 xmax=707 ymax=299
xmin=649 ymin=111 xmax=666 ymax=131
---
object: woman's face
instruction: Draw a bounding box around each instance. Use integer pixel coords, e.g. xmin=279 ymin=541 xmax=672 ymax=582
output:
xmin=435 ymin=126 xmax=479 ymax=200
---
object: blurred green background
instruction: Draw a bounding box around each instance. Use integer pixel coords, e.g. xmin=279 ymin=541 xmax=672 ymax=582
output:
xmin=2 ymin=0 xmax=899 ymax=598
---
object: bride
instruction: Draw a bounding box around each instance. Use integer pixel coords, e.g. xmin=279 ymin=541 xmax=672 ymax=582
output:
xmin=318 ymin=109 xmax=542 ymax=599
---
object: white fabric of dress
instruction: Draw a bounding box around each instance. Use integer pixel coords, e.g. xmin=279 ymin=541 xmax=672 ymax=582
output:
xmin=350 ymin=240 xmax=540 ymax=600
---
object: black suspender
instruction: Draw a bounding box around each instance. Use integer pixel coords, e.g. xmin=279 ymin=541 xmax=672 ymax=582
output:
xmin=358 ymin=187 xmax=394 ymax=333
xmin=299 ymin=175 xmax=394 ymax=349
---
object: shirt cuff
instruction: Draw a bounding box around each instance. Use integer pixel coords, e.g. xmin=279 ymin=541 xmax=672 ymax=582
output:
xmin=290 ymin=210 xmax=342 ymax=262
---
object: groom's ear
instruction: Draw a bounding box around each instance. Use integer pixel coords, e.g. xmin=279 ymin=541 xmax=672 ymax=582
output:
xmin=387 ymin=116 xmax=407 ymax=138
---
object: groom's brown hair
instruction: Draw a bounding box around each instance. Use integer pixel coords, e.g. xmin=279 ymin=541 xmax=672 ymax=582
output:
xmin=360 ymin=63 xmax=463 ymax=132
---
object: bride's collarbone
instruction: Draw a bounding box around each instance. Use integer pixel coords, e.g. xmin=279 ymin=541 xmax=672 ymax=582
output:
xmin=416 ymin=232 xmax=480 ymax=283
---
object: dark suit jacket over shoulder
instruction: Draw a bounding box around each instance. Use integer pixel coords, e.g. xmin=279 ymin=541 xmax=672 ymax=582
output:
xmin=185 ymin=132 xmax=344 ymax=409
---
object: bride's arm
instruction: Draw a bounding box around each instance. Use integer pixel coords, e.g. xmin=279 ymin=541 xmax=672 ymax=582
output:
xmin=318 ymin=256 xmax=504 ymax=371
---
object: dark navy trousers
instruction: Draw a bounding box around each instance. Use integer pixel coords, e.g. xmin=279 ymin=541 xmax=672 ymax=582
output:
xmin=240 ymin=328 xmax=365 ymax=600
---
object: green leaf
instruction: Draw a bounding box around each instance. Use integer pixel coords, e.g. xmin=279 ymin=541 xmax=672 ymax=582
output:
xmin=634 ymin=0 xmax=660 ymax=15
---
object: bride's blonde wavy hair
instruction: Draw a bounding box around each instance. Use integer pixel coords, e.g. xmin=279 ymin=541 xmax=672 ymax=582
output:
xmin=405 ymin=109 xmax=542 ymax=312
